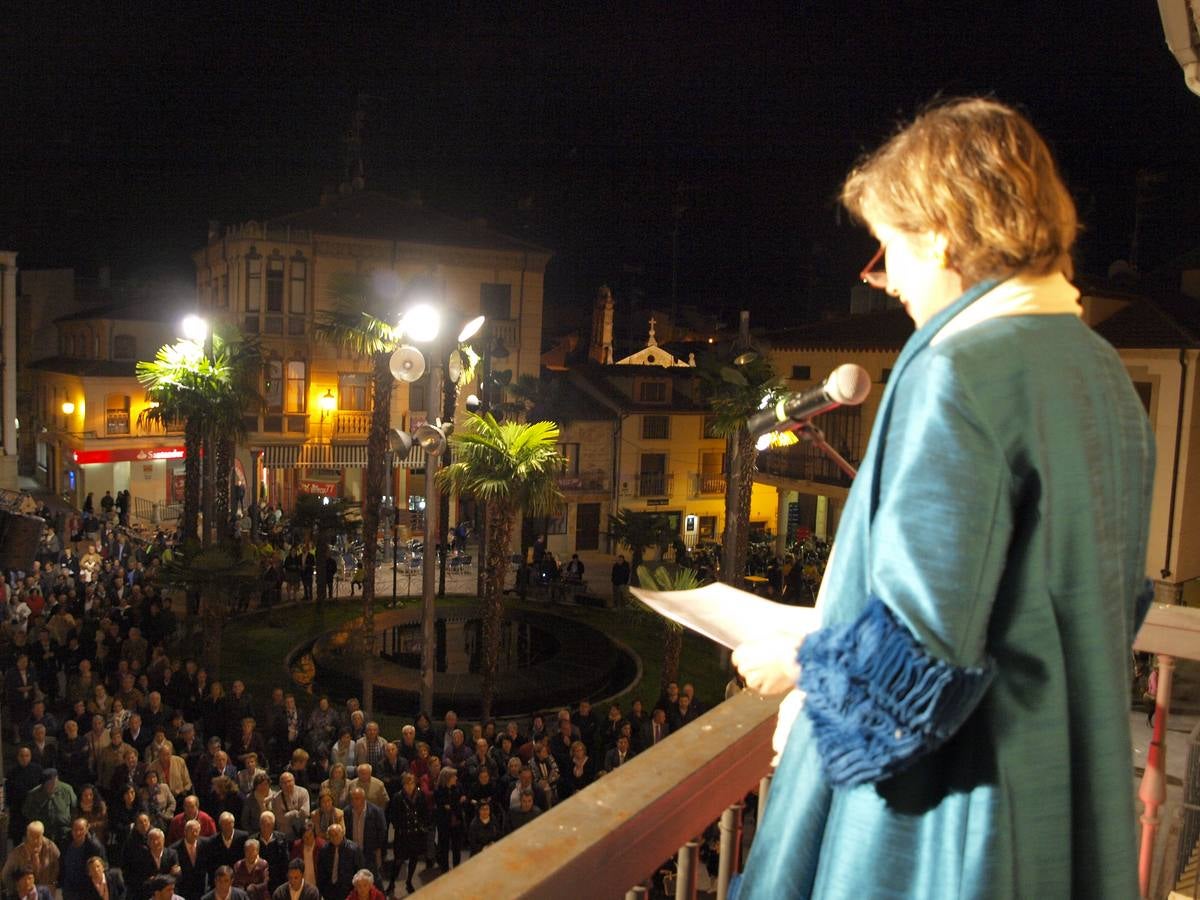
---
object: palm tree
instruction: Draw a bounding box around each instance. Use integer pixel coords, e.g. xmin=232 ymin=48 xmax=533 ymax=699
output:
xmin=438 ymin=413 xmax=564 ymax=719
xmin=635 ymin=562 xmax=705 ymax=693
xmin=607 ymin=510 xmax=681 ymax=572
xmin=137 ymin=340 xmax=223 ymax=545
xmin=314 ymin=273 xmax=401 ymax=715
xmin=697 ymin=354 xmax=785 ymax=586
xmin=207 ymin=333 xmax=262 ymax=543
xmin=154 ymin=542 xmax=261 ymax=670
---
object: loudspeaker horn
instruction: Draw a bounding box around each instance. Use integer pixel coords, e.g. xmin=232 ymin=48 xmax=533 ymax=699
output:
xmin=447 ymin=350 xmax=464 ymax=385
xmin=390 ymin=345 xmax=426 ymax=383
xmin=387 ymin=428 xmax=413 ymax=460
xmin=413 ymin=422 xmax=447 ymax=456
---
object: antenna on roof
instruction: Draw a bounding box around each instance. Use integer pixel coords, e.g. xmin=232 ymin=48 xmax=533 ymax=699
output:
xmin=341 ymin=93 xmax=377 ymax=194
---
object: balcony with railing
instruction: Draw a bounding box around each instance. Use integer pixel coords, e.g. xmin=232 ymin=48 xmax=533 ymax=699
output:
xmin=636 ymin=471 xmax=673 ymax=497
xmin=557 ymin=471 xmax=609 ymax=493
xmin=692 ymin=472 xmax=726 ymax=497
xmin=333 ymin=410 xmax=372 ymax=437
xmin=756 ymin=442 xmax=857 ymax=487
xmin=414 ymin=604 xmax=1200 ymax=899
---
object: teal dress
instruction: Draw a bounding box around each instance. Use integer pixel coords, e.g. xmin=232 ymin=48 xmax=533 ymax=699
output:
xmin=735 ymin=279 xmax=1155 ymax=898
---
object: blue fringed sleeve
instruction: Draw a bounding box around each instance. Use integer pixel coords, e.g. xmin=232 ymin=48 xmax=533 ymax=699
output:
xmin=798 ymin=595 xmax=996 ymax=788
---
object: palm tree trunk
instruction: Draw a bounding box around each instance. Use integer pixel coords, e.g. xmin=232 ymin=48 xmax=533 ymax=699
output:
xmin=214 ymin=436 xmax=232 ymax=544
xmin=480 ymin=500 xmax=514 ymax=720
xmin=315 ymin=526 xmax=329 ymax=608
xmin=661 ymin=622 xmax=683 ymax=692
xmin=201 ymin=591 xmax=224 ymax=672
xmin=183 ymin=418 xmax=203 ymax=544
xmin=360 ymin=351 xmax=393 ymax=716
xmin=734 ymin=431 xmax=757 ymax=578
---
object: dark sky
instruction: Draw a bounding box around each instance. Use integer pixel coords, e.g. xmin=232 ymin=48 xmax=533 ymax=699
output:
xmin=4 ymin=3 xmax=1199 ymax=328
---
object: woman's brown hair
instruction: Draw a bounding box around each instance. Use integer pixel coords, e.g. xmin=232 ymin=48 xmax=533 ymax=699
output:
xmin=842 ymin=98 xmax=1078 ymax=285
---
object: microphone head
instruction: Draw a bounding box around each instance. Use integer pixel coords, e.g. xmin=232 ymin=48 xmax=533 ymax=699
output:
xmin=826 ymin=364 xmax=872 ymax=405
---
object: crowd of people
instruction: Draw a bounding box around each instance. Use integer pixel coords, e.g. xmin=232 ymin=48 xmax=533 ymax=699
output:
xmin=1 ymin=499 xmax=709 ymax=898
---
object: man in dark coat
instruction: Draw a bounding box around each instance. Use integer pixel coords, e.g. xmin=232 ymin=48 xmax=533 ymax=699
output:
xmin=270 ymin=862 xmax=317 ymax=900
xmin=171 ymin=819 xmax=208 ymax=900
xmin=315 ymin=824 xmax=363 ymax=900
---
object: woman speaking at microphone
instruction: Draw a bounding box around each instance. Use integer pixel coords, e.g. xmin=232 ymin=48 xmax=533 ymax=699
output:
xmin=731 ymin=98 xmax=1154 ymax=898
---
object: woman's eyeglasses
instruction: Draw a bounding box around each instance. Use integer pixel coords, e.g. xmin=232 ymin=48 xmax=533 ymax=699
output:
xmin=860 ymin=244 xmax=888 ymax=290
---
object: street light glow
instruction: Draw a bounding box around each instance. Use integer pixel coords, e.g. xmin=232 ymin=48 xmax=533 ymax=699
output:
xmin=319 ymin=389 xmax=337 ymax=413
xmin=457 ymin=315 xmax=485 ymax=342
xmin=181 ymin=314 xmax=208 ymax=343
xmin=61 ymin=401 xmax=75 ymax=415
xmin=402 ymin=303 xmax=441 ymax=343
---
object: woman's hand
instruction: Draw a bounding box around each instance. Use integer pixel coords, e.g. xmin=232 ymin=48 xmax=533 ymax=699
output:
xmin=731 ymin=637 xmax=802 ymax=696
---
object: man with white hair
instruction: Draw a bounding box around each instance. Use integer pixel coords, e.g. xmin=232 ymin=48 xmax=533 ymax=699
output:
xmin=254 ymin=811 xmax=290 ymax=895
xmin=315 ymin=824 xmax=363 ymax=900
xmin=270 ymin=772 xmax=310 ymax=840
xmin=172 ymin=819 xmax=207 ymax=900
xmin=201 ymin=813 xmax=247 ymax=878
xmin=1 ymin=822 xmax=60 ymax=894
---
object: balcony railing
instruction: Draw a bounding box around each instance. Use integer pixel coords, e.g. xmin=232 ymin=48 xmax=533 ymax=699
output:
xmin=636 ymin=471 xmax=673 ymax=497
xmin=333 ymin=411 xmax=371 ymax=437
xmin=693 ymin=472 xmax=726 ymax=496
xmin=417 ymin=603 xmax=1200 ymax=900
xmin=423 ymin=689 xmax=782 ymax=898
xmin=756 ymin=443 xmax=857 ymax=487
xmin=557 ymin=472 xmax=609 ymax=493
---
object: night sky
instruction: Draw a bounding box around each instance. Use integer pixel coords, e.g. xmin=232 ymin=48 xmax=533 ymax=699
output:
xmin=5 ymin=3 xmax=1199 ymax=329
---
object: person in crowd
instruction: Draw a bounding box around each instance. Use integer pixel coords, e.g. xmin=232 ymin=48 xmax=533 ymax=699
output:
xmin=2 ymin=822 xmax=61 ymax=895
xmin=347 ymin=869 xmax=385 ymax=900
xmin=289 ymin=825 xmax=323 ymax=892
xmin=271 ymin=772 xmax=310 ymax=841
xmin=168 ymin=796 xmax=216 ymax=845
xmin=270 ymin=860 xmax=317 ymax=900
xmin=59 ymin=818 xmax=106 ymax=900
xmin=341 ymin=787 xmax=386 ymax=881
xmin=10 ymin=867 xmax=54 ymax=900
xmin=24 ymin=768 xmax=78 ymax=847
xmin=75 ymin=784 xmax=109 ymax=846
xmin=82 ymin=855 xmax=126 ymax=900
xmin=315 ymin=824 xmax=362 ymax=900
xmin=386 ymin=773 xmax=428 ymax=896
xmin=506 ymin=789 xmax=541 ymax=833
xmin=202 ymin=813 xmax=248 ymax=876
xmin=431 ymin=767 xmax=466 ymax=872
xmin=253 ymin=811 xmax=290 ymax=896
xmin=199 ymin=867 xmax=247 ymax=900
xmin=231 ymin=839 xmax=269 ymax=900
xmin=467 ymin=801 xmax=503 ymax=856
xmin=171 ymin=819 xmax=207 ymax=900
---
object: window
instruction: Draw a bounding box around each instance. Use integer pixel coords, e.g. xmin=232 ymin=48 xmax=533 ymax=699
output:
xmin=642 ymin=415 xmax=670 ymax=440
xmin=558 ymin=443 xmax=580 ymax=475
xmin=285 ymin=361 xmax=307 ymax=413
xmin=480 ymin=283 xmax=512 ymax=320
xmin=338 ymin=373 xmax=370 ymax=411
xmin=702 ymin=415 xmax=721 ymax=439
xmin=106 ymin=394 xmax=130 ymax=435
xmin=791 ymin=365 xmax=811 ymax=380
xmin=638 ymin=380 xmax=668 ymax=403
xmin=246 ymin=254 xmax=262 ymax=312
xmin=267 ymin=257 xmax=284 ymax=313
xmin=289 ymin=257 xmax=307 ymax=314
xmin=264 ymin=360 xmax=283 ymax=411
xmin=113 ymin=334 xmax=136 ymax=360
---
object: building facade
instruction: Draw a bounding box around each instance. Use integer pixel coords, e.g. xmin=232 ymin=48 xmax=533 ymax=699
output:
xmin=192 ymin=189 xmax=550 ymax=520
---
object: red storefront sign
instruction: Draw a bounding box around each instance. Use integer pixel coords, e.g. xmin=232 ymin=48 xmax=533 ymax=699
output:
xmin=72 ymin=446 xmax=186 ymax=465
xmin=300 ymin=479 xmax=340 ymax=497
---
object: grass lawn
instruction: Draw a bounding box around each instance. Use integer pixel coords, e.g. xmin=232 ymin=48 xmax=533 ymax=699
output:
xmin=217 ymin=593 xmax=732 ymax=732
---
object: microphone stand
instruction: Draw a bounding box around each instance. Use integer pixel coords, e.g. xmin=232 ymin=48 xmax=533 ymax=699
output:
xmin=793 ymin=422 xmax=858 ymax=481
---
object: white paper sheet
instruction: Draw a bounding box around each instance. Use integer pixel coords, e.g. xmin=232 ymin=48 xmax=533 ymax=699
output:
xmin=628 ymin=581 xmax=819 ymax=649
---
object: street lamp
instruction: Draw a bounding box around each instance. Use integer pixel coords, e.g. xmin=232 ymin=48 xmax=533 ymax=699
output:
xmin=61 ymin=401 xmax=75 ymax=416
xmin=181 ymin=314 xmax=209 ymax=344
xmin=388 ymin=306 xmax=484 ymax=717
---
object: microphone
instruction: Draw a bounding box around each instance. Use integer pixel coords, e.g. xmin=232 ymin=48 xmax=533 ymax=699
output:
xmin=745 ymin=364 xmax=871 ymax=436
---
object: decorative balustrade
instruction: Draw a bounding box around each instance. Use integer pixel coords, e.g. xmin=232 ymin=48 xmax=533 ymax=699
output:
xmin=334 ymin=411 xmax=372 ymax=437
xmin=557 ymin=472 xmax=609 ymax=492
xmin=693 ymin=472 xmax=726 ymax=496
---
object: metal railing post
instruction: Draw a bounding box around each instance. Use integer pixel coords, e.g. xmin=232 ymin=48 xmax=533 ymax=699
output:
xmin=758 ymin=773 xmax=773 ymax=820
xmin=717 ymin=803 xmax=744 ymax=900
xmin=676 ymin=841 xmax=700 ymax=900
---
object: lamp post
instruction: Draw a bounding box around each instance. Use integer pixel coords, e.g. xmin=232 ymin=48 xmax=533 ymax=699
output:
xmin=317 ymin=389 xmax=336 ymax=445
xmin=388 ymin=304 xmax=484 ymax=716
